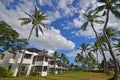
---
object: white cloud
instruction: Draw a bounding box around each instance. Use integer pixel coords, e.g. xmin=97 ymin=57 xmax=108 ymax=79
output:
xmin=0 ymin=1 xmax=75 ymax=51
xmin=29 ymin=27 xmax=75 ymax=50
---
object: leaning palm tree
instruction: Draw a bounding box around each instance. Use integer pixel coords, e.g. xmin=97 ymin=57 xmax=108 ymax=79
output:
xmin=17 ymin=7 xmax=48 ymax=76
xmin=81 ymin=10 xmax=108 ymax=72
xmin=95 ymin=0 xmax=120 ymax=79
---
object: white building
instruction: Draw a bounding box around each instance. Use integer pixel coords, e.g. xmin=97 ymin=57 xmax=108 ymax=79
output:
xmin=0 ymin=48 xmax=68 ymax=76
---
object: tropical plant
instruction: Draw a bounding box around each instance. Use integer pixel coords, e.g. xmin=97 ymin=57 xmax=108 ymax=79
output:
xmin=17 ymin=6 xmax=48 ymax=76
xmin=95 ymin=0 xmax=120 ymax=79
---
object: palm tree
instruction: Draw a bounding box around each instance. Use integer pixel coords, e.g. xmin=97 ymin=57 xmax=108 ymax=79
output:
xmin=52 ymin=51 xmax=60 ymax=60
xmin=95 ymin=0 xmax=120 ymax=79
xmin=52 ymin=51 xmax=60 ymax=74
xmin=81 ymin=10 xmax=107 ymax=72
xmin=17 ymin=7 xmax=48 ymax=76
xmin=80 ymin=43 xmax=90 ymax=56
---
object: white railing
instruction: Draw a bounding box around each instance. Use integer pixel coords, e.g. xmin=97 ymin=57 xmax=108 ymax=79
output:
xmin=9 ymin=58 xmax=15 ymax=63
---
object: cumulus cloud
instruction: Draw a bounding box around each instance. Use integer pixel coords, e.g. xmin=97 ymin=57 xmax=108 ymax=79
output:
xmin=0 ymin=0 xmax=75 ymax=51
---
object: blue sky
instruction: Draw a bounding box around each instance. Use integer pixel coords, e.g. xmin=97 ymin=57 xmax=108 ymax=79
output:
xmin=0 ymin=0 xmax=120 ymax=63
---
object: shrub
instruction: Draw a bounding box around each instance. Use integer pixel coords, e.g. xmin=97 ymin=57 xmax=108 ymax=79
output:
xmin=30 ymin=72 xmax=39 ymax=76
xmin=0 ymin=66 xmax=13 ymax=77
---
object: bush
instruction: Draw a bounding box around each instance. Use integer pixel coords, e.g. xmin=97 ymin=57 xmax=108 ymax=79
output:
xmin=0 ymin=66 xmax=13 ymax=77
xmin=30 ymin=72 xmax=39 ymax=76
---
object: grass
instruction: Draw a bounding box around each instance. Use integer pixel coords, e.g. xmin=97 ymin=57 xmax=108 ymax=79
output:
xmin=0 ymin=71 xmax=120 ymax=80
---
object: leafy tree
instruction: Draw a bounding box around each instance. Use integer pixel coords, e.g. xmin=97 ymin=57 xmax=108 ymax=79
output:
xmin=95 ymin=0 xmax=120 ymax=79
xmin=0 ymin=21 xmax=27 ymax=52
xmin=18 ymin=6 xmax=48 ymax=76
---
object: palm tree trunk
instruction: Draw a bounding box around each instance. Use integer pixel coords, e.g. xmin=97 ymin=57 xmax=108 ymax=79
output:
xmin=103 ymin=9 xmax=119 ymax=80
xmin=17 ymin=26 xmax=34 ymax=76
xmin=90 ymin=22 xmax=108 ymax=72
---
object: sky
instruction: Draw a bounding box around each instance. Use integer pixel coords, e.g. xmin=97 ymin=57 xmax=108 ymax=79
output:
xmin=0 ymin=0 xmax=120 ymax=63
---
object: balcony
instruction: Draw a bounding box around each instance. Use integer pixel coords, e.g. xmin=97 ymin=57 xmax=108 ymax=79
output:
xmin=34 ymin=61 xmax=48 ymax=66
xmin=9 ymin=58 xmax=15 ymax=63
xmin=17 ymin=58 xmax=31 ymax=64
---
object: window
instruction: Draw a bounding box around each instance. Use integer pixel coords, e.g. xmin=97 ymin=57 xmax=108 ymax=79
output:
xmin=43 ymin=66 xmax=47 ymax=71
xmin=0 ymin=54 xmax=4 ymax=60
xmin=36 ymin=56 xmax=43 ymax=61
xmin=24 ymin=54 xmax=32 ymax=59
xmin=8 ymin=65 xmax=12 ymax=70
xmin=35 ymin=66 xmax=42 ymax=72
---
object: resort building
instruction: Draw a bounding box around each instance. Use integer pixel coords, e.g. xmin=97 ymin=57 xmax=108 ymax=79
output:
xmin=0 ymin=48 xmax=68 ymax=76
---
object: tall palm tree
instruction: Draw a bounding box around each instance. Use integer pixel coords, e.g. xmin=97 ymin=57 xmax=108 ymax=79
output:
xmin=80 ymin=43 xmax=90 ymax=55
xmin=95 ymin=0 xmax=120 ymax=79
xmin=17 ymin=7 xmax=48 ymax=76
xmin=81 ymin=10 xmax=108 ymax=72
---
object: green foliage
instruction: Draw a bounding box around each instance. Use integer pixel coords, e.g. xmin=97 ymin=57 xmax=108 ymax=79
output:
xmin=30 ymin=72 xmax=39 ymax=76
xmin=0 ymin=21 xmax=28 ymax=52
xmin=0 ymin=66 xmax=13 ymax=77
xmin=0 ymin=21 xmax=18 ymax=40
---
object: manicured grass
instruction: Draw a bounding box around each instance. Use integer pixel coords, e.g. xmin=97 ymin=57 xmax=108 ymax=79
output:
xmin=0 ymin=71 xmax=120 ymax=80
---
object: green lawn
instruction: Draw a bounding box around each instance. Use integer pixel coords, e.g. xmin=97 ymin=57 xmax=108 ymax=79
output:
xmin=1 ymin=72 xmax=120 ymax=80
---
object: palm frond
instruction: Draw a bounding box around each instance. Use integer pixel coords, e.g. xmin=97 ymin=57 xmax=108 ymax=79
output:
xmin=81 ymin=22 xmax=88 ymax=31
xmin=40 ymin=23 xmax=48 ymax=29
xmin=102 ymin=11 xmax=106 ymax=16
xmin=21 ymin=20 xmax=31 ymax=26
xmin=21 ymin=10 xmax=33 ymax=19
xmin=111 ymin=9 xmax=120 ymax=19
xmin=38 ymin=26 xmax=44 ymax=35
xmin=94 ymin=20 xmax=104 ymax=24
xmin=18 ymin=18 xmax=31 ymax=21
xmin=94 ymin=5 xmax=105 ymax=13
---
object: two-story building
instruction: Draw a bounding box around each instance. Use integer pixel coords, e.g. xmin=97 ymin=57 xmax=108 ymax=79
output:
xmin=0 ymin=48 xmax=68 ymax=76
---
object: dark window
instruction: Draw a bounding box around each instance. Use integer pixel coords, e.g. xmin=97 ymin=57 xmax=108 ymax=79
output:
xmin=43 ymin=66 xmax=47 ymax=71
xmin=35 ymin=66 xmax=42 ymax=72
xmin=0 ymin=54 xmax=4 ymax=60
xmin=8 ymin=65 xmax=12 ymax=70
xmin=21 ymin=66 xmax=26 ymax=71
xmin=36 ymin=56 xmax=43 ymax=61
xmin=24 ymin=54 xmax=32 ymax=59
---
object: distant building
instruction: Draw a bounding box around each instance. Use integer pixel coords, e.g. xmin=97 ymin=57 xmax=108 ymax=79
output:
xmin=0 ymin=48 xmax=68 ymax=76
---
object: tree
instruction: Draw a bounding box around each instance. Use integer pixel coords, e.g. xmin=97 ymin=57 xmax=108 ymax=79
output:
xmin=81 ymin=10 xmax=107 ymax=72
xmin=79 ymin=43 xmax=90 ymax=56
xmin=0 ymin=21 xmax=27 ymax=52
xmin=17 ymin=7 xmax=48 ymax=76
xmin=95 ymin=0 xmax=120 ymax=79
xmin=52 ymin=51 xmax=60 ymax=60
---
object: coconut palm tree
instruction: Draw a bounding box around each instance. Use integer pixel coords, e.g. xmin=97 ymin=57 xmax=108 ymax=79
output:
xmin=52 ymin=51 xmax=60 ymax=60
xmin=81 ymin=10 xmax=108 ymax=72
xmin=95 ymin=0 xmax=120 ymax=79
xmin=80 ymin=43 xmax=90 ymax=55
xmin=17 ymin=7 xmax=48 ymax=76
